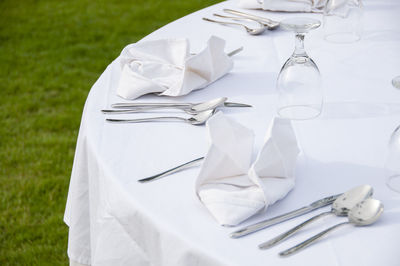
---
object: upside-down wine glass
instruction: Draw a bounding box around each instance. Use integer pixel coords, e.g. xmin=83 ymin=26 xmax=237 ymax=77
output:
xmin=277 ymin=18 xmax=323 ymax=120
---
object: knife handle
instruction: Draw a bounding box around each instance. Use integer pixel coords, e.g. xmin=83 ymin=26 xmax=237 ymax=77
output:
xmin=230 ymin=206 xmax=312 ymax=238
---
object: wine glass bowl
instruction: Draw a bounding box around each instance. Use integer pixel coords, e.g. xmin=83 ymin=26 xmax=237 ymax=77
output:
xmin=385 ymin=125 xmax=400 ymax=193
xmin=277 ymin=18 xmax=323 ymax=120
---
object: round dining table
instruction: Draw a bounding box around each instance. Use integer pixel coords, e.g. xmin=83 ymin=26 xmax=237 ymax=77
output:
xmin=64 ymin=0 xmax=400 ymax=265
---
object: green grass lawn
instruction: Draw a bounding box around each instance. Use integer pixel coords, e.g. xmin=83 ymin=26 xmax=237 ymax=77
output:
xmin=0 ymin=0 xmax=221 ymax=264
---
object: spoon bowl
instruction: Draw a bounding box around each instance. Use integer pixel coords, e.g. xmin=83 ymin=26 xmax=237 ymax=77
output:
xmin=331 ymin=184 xmax=374 ymax=215
xmin=187 ymin=109 xmax=215 ymax=125
xmin=348 ymin=198 xmax=384 ymax=226
xmin=259 ymin=184 xmax=373 ymax=249
xmin=280 ymin=198 xmax=384 ymax=256
xmin=190 ymin=97 xmax=227 ymax=113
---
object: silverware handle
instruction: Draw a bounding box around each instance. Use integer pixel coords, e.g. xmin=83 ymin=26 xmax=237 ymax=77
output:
xmin=259 ymin=211 xmax=333 ymax=249
xmin=227 ymin=47 xmax=244 ymax=57
xmin=203 ymin=17 xmax=247 ymax=28
xmin=279 ymin=222 xmax=349 ymax=257
xmin=106 ymin=116 xmax=187 ymax=123
xmin=214 ymin=13 xmax=255 ymax=22
xmin=231 ymin=206 xmax=312 ymax=238
xmin=103 ymin=105 xmax=190 ymax=113
xmin=223 ymin=9 xmax=278 ymax=26
xmin=138 ymin=157 xmax=205 ymax=183
xmin=231 ymin=193 xmax=340 ymax=238
xmin=102 ymin=109 xmax=148 ymax=114
xmin=224 ymin=102 xmax=252 ymax=108
xmin=111 ymin=103 xmax=191 ymax=108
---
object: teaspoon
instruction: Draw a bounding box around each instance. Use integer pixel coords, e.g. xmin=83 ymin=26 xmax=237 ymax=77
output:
xmin=258 ymin=184 xmax=373 ymax=249
xmin=280 ymin=198 xmax=384 ymax=257
xmin=106 ymin=109 xmax=214 ymax=125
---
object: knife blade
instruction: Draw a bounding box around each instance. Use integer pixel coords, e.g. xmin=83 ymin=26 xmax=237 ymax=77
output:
xmin=230 ymin=193 xmax=342 ymax=238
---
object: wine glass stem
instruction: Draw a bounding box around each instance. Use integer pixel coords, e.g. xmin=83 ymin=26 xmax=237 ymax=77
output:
xmin=293 ymin=33 xmax=307 ymax=57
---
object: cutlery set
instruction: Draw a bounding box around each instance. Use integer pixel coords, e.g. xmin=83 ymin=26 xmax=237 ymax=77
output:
xmin=103 ymin=97 xmax=252 ymax=125
xmin=235 ymin=185 xmax=383 ymax=257
xmin=203 ymin=9 xmax=280 ymax=35
xmin=137 ymin=157 xmax=383 ymax=256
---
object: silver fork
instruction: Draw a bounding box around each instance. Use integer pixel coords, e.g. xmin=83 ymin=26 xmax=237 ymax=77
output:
xmin=223 ymin=9 xmax=280 ymax=29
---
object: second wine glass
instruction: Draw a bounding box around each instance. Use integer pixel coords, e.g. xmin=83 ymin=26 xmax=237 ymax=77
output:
xmin=277 ymin=18 xmax=323 ymax=120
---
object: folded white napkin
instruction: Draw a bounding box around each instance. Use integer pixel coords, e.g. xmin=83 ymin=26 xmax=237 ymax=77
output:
xmin=117 ymin=36 xmax=233 ymax=100
xmin=196 ymin=112 xmax=300 ymax=226
xmin=238 ymin=0 xmax=327 ymax=13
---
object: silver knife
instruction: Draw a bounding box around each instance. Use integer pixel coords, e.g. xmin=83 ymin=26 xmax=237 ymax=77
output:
xmin=230 ymin=193 xmax=342 ymax=238
xmin=110 ymin=102 xmax=252 ymax=109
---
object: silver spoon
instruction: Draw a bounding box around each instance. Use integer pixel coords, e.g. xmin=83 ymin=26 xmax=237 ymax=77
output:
xmin=280 ymin=198 xmax=384 ymax=257
xmin=258 ymin=184 xmax=373 ymax=249
xmin=202 ymin=18 xmax=266 ymax=35
xmin=106 ymin=109 xmax=214 ymax=125
xmin=104 ymin=97 xmax=229 ymax=115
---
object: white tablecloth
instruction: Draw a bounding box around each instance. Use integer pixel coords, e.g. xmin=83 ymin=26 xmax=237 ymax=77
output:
xmin=64 ymin=1 xmax=400 ymax=265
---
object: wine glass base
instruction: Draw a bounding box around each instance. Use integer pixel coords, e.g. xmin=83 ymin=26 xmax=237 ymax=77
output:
xmin=280 ymin=18 xmax=321 ymax=33
xmin=387 ymin=175 xmax=400 ymax=193
xmin=324 ymin=32 xmax=361 ymax=43
xmin=277 ymin=105 xmax=321 ymax=120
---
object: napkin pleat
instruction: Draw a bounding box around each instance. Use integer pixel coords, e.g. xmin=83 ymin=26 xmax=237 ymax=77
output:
xmin=118 ymin=65 xmax=165 ymax=99
xmin=196 ymin=113 xmax=300 ymax=226
xmin=199 ymin=185 xmax=265 ymax=226
xmin=117 ymin=36 xmax=233 ymax=99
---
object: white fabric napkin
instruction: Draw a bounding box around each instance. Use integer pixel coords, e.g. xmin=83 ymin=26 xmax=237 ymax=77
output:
xmin=117 ymin=36 xmax=233 ymax=100
xmin=196 ymin=112 xmax=300 ymax=226
xmin=238 ymin=0 xmax=327 ymax=13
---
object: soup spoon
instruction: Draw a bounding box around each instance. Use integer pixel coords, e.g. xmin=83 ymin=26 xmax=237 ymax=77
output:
xmin=202 ymin=18 xmax=266 ymax=35
xmin=258 ymin=184 xmax=373 ymax=249
xmin=280 ymin=198 xmax=384 ymax=257
xmin=106 ymin=109 xmax=214 ymax=125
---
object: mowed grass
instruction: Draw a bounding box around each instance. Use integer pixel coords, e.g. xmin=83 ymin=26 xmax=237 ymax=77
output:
xmin=0 ymin=0 xmax=221 ymax=264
